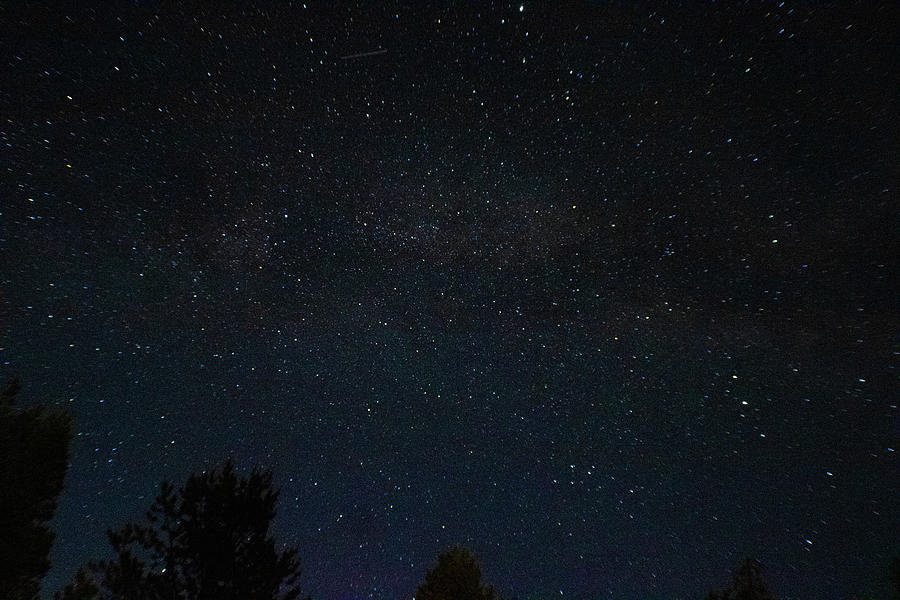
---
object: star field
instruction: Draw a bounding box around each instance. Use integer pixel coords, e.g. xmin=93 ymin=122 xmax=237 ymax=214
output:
xmin=2 ymin=3 xmax=898 ymax=600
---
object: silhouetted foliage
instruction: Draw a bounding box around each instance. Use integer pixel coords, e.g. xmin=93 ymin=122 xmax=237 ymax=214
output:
xmin=889 ymin=556 xmax=900 ymax=600
xmin=416 ymin=546 xmax=497 ymax=600
xmin=706 ymin=557 xmax=780 ymax=600
xmin=0 ymin=376 xmax=72 ymax=600
xmin=57 ymin=460 xmax=302 ymax=600
xmin=55 ymin=567 xmax=100 ymax=600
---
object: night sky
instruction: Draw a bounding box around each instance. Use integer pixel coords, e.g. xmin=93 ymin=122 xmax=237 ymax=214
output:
xmin=2 ymin=2 xmax=898 ymax=600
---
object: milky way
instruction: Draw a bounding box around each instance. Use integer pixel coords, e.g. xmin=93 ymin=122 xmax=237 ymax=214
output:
xmin=2 ymin=3 xmax=898 ymax=600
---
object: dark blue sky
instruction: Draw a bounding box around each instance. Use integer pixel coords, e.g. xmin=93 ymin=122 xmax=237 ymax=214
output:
xmin=2 ymin=2 xmax=898 ymax=600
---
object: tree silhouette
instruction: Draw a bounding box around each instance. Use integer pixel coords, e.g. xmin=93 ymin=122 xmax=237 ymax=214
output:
xmin=54 ymin=567 xmax=100 ymax=600
xmin=889 ymin=556 xmax=900 ymax=600
xmin=57 ymin=459 xmax=302 ymax=600
xmin=706 ymin=557 xmax=780 ymax=600
xmin=0 ymin=376 xmax=72 ymax=600
xmin=416 ymin=547 xmax=497 ymax=600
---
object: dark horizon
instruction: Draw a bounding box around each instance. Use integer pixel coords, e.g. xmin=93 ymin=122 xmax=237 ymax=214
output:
xmin=2 ymin=2 xmax=897 ymax=599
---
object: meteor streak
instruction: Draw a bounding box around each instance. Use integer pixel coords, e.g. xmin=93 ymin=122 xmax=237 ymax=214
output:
xmin=340 ymin=49 xmax=388 ymax=60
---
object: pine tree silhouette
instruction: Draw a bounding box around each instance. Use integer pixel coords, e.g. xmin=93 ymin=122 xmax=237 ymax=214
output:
xmin=416 ymin=547 xmax=497 ymax=600
xmin=0 ymin=376 xmax=72 ymax=600
xmin=706 ymin=557 xmax=779 ymax=600
xmin=57 ymin=460 xmax=302 ymax=600
xmin=889 ymin=556 xmax=900 ymax=600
